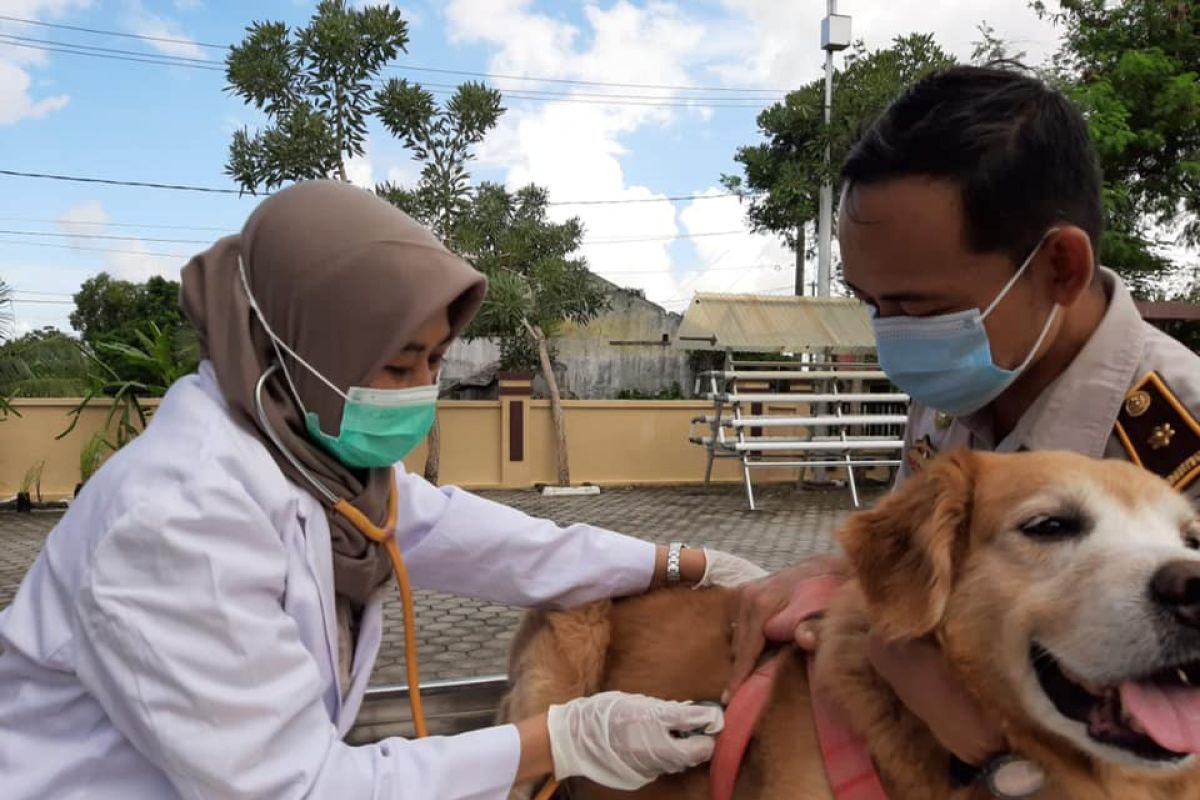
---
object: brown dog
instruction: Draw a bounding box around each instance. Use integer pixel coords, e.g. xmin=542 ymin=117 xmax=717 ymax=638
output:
xmin=500 ymin=450 xmax=1200 ymax=799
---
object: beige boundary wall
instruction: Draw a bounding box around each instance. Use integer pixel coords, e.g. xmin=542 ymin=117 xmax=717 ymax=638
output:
xmin=1 ymin=376 xmax=813 ymax=500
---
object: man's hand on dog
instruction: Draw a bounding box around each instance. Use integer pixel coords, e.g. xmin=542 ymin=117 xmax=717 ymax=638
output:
xmin=724 ymin=554 xmax=847 ymax=703
xmin=726 ymin=556 xmax=1006 ymax=767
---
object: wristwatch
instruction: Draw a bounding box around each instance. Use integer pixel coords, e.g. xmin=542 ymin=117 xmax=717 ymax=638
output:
xmin=666 ymin=542 xmax=688 ymax=584
xmin=950 ymin=754 xmax=1045 ymax=799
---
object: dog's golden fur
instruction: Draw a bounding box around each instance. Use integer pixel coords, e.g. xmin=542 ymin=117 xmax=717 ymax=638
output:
xmin=500 ymin=450 xmax=1200 ymax=799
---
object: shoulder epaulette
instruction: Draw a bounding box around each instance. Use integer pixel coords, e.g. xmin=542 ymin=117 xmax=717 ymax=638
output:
xmin=1114 ymin=371 xmax=1200 ymax=492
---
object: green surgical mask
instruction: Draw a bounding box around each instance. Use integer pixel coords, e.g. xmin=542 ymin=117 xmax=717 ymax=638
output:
xmin=304 ymin=384 xmax=437 ymax=469
xmin=239 ymin=256 xmax=437 ymax=470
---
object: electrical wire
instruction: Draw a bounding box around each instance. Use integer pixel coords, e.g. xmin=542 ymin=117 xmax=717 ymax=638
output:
xmin=0 ymin=168 xmax=751 ymax=205
xmin=0 ymin=14 xmax=788 ymax=94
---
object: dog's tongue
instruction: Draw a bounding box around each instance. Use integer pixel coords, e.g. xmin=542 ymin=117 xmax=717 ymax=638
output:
xmin=1120 ymin=680 xmax=1200 ymax=754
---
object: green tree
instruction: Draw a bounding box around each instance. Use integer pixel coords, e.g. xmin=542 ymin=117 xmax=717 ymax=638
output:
xmin=70 ymin=274 xmax=184 ymax=349
xmin=69 ymin=273 xmax=197 ymax=389
xmin=373 ymin=81 xmax=503 ymax=483
xmin=225 ymin=0 xmax=407 ymax=189
xmin=1034 ymin=0 xmax=1200 ymax=293
xmin=374 ymin=80 xmax=504 ymax=238
xmin=59 ymin=321 xmax=195 ymax=450
xmin=970 ymin=21 xmax=1028 ymax=66
xmin=455 ymin=183 xmax=609 ymax=486
xmin=0 ymin=327 xmax=91 ymax=398
xmin=722 ymin=34 xmax=956 ymax=273
xmin=225 ymin=1 xmax=503 ymax=485
xmin=0 ymin=279 xmax=14 ymax=418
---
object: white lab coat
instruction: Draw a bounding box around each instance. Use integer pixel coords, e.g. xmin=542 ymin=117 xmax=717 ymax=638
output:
xmin=0 ymin=362 xmax=656 ymax=799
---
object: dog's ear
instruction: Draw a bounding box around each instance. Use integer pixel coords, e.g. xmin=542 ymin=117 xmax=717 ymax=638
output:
xmin=838 ymin=449 xmax=976 ymax=640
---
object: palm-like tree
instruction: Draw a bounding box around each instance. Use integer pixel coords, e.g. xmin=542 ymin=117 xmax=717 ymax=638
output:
xmin=0 ymin=278 xmax=13 ymax=343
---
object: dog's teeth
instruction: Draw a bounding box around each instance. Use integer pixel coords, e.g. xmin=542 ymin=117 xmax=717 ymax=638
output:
xmin=1179 ymin=668 xmax=1192 ymax=686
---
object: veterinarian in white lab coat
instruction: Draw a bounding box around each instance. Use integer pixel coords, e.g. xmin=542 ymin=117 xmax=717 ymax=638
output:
xmin=0 ymin=180 xmax=759 ymax=799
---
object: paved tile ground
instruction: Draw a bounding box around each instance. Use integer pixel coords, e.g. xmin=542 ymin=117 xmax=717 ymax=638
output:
xmin=0 ymin=511 xmax=56 ymax=610
xmin=0 ymin=483 xmax=878 ymax=686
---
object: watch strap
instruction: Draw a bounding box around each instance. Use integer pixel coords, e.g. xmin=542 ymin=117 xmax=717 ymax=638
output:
xmin=667 ymin=542 xmax=687 ymax=584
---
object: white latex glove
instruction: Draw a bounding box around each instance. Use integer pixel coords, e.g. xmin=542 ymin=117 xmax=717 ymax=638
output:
xmin=696 ymin=548 xmax=769 ymax=588
xmin=547 ymin=691 xmax=724 ymax=790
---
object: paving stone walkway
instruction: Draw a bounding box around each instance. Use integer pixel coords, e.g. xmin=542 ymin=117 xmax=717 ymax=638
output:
xmin=0 ymin=483 xmax=873 ymax=684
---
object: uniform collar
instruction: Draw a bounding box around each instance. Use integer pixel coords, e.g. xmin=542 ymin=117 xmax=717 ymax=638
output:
xmin=962 ymin=268 xmax=1146 ymax=457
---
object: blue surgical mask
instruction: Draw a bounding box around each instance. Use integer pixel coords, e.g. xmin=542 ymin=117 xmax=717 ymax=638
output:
xmin=870 ymin=231 xmax=1060 ymax=417
xmin=239 ymin=257 xmax=437 ymax=469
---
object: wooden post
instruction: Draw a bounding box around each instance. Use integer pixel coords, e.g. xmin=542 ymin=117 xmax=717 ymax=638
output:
xmin=498 ymin=372 xmax=533 ymax=488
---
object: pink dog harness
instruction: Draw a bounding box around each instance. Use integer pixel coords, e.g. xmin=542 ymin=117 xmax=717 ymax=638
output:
xmin=710 ymin=575 xmax=888 ymax=800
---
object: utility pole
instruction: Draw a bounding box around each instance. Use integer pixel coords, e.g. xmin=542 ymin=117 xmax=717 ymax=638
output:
xmin=817 ymin=1 xmax=851 ymax=297
xmin=794 ymin=223 xmax=805 ymax=295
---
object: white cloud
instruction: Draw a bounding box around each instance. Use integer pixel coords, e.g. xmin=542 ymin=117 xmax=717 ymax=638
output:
xmin=55 ymin=201 xmax=181 ymax=282
xmin=123 ymin=0 xmax=204 ymax=59
xmin=0 ymin=0 xmax=90 ymax=125
xmin=385 ymin=162 xmax=419 ymax=186
xmin=0 ymin=60 xmax=68 ymax=125
xmin=447 ymin=0 xmax=716 ymax=304
xmin=57 ymin=200 xmax=108 ymax=238
xmin=476 ymin=98 xmax=683 ymax=301
xmin=345 ymin=152 xmax=375 ymax=189
xmin=346 ymin=137 xmax=423 ymax=191
xmin=676 ymin=189 xmax=795 ymax=298
xmin=711 ymin=0 xmax=1061 ymax=89
xmin=107 ymin=240 xmax=180 ymax=283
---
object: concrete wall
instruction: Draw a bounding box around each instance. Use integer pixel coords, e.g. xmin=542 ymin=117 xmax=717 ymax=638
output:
xmin=0 ymin=399 xmax=155 ymax=500
xmin=441 ymin=288 xmax=692 ymax=400
xmin=1 ymin=392 xmax=806 ymax=500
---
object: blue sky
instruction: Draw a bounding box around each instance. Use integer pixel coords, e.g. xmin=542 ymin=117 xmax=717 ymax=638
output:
xmin=1 ymin=0 xmax=1067 ymax=334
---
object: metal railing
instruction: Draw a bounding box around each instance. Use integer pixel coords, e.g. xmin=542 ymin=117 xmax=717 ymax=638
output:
xmin=347 ymin=676 xmax=509 ymax=744
xmin=689 ymin=357 xmax=908 ymax=509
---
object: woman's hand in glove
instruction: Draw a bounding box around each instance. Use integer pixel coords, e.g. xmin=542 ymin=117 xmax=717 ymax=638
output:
xmin=546 ymin=691 xmax=724 ymax=790
xmin=696 ymin=548 xmax=769 ymax=588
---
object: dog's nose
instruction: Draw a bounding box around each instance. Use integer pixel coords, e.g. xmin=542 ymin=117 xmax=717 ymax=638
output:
xmin=1152 ymin=560 xmax=1200 ymax=627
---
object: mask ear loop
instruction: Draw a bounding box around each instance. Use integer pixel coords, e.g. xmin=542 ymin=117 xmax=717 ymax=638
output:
xmin=252 ymin=365 xmax=429 ymax=738
xmin=238 ymin=255 xmax=350 ymax=412
xmin=980 ymin=228 xmax=1059 ymax=321
xmin=1013 ymin=304 xmax=1060 ymax=374
xmin=977 ymin=228 xmax=1062 ymax=374
xmin=253 ymin=365 xmax=337 ymax=505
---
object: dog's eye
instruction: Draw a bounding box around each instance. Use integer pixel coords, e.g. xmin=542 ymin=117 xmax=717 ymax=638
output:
xmin=1019 ymin=513 xmax=1087 ymax=540
xmin=1185 ymin=521 xmax=1200 ymax=550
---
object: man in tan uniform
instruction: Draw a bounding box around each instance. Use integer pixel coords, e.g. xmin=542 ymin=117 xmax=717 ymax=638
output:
xmin=726 ymin=64 xmax=1200 ymax=797
xmin=900 ymin=265 xmax=1200 ymax=504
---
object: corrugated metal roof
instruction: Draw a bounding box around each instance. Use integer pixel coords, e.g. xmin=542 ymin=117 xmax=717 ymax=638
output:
xmin=674 ymin=293 xmax=877 ymax=353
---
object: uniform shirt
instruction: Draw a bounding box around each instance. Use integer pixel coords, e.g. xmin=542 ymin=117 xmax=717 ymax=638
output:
xmin=898 ymin=268 xmax=1200 ymax=503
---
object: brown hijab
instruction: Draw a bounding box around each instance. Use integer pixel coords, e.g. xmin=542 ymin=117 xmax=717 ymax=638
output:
xmin=180 ymin=180 xmax=486 ymax=607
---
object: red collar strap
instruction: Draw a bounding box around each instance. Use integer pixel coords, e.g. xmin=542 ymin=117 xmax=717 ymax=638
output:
xmin=710 ymin=575 xmax=888 ymax=800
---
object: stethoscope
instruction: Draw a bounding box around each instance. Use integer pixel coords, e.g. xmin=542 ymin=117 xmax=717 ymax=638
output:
xmin=253 ymin=364 xmax=429 ymax=738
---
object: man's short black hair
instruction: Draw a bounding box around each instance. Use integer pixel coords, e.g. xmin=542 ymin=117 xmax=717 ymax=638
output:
xmin=841 ymin=65 xmax=1104 ymax=265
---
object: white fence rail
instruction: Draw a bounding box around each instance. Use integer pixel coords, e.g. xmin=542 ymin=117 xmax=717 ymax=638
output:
xmin=689 ymin=358 xmax=908 ymax=509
